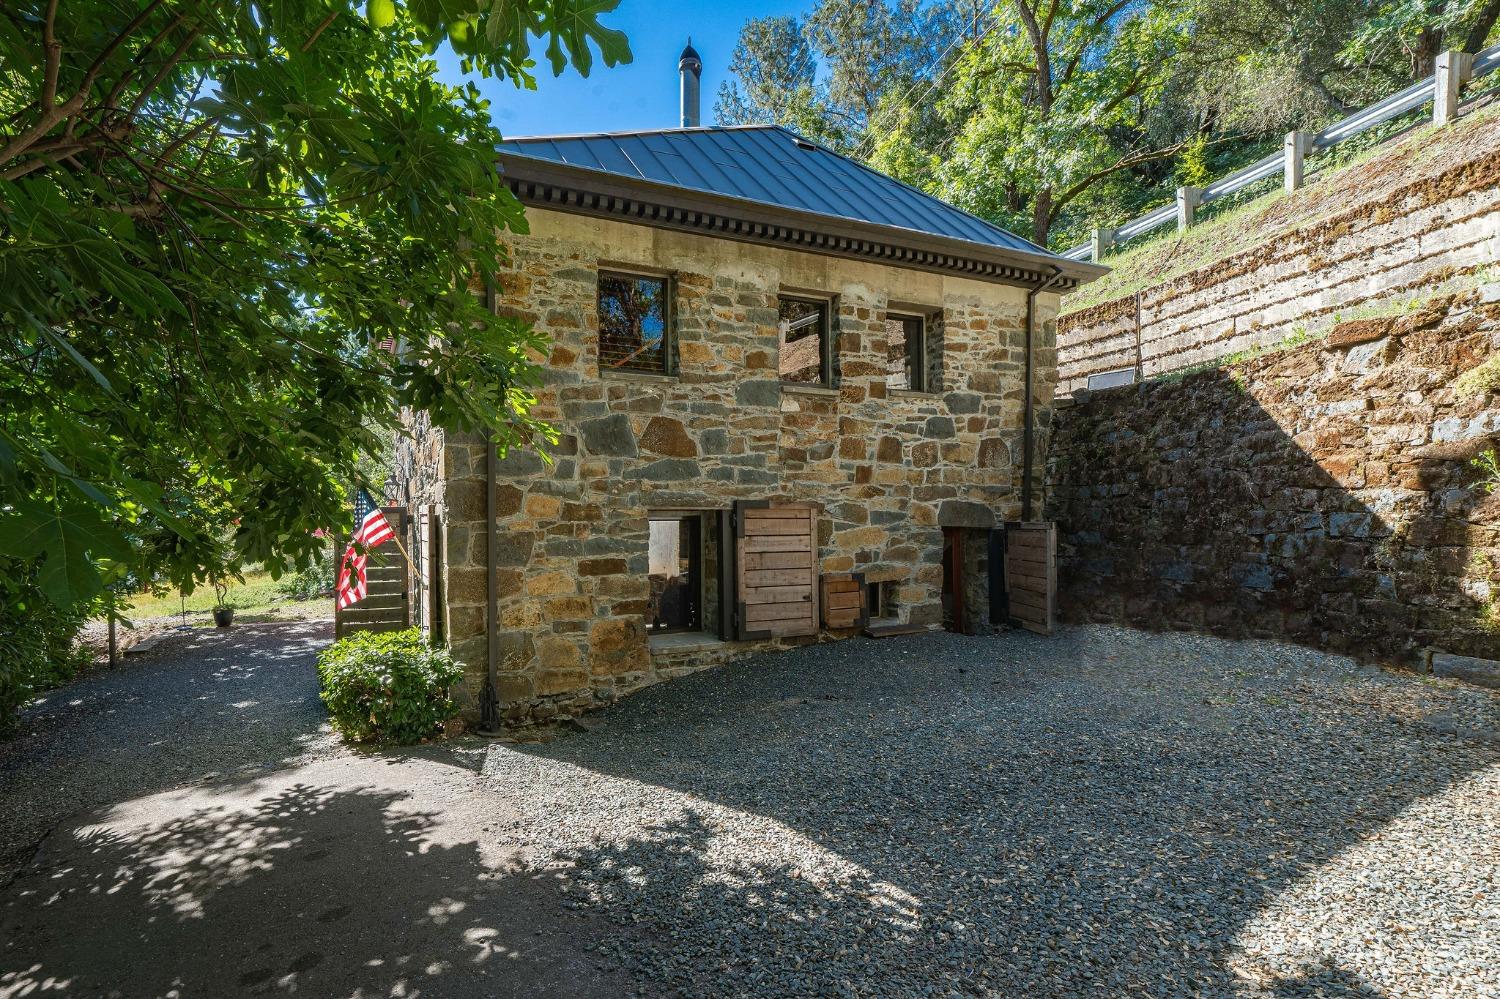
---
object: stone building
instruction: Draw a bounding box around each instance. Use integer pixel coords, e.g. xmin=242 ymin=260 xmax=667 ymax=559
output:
xmin=390 ymin=55 xmax=1103 ymax=723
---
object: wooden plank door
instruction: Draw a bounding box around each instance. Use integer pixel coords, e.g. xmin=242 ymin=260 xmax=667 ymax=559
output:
xmin=1004 ymin=521 xmax=1056 ymax=635
xmin=821 ymin=572 xmax=867 ymax=630
xmin=734 ymin=501 xmax=818 ymax=639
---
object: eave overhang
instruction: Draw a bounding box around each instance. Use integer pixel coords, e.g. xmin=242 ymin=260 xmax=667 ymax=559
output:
xmin=497 ymin=153 xmax=1108 ymax=292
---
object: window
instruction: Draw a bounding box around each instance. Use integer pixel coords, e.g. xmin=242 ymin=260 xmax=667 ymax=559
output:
xmin=1086 ymin=367 xmax=1137 ymax=391
xmin=884 ymin=313 xmax=927 ymax=392
xmin=598 ymin=271 xmax=671 ymax=374
xmin=778 ymin=296 xmax=831 ymax=385
xmin=647 ymin=514 xmax=702 ymax=633
xmin=866 ymin=580 xmax=889 ymax=619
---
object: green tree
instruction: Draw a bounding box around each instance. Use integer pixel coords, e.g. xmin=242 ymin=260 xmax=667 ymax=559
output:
xmin=714 ymin=0 xmax=952 ymax=150
xmin=890 ymin=0 xmax=1191 ymax=247
xmin=1343 ymin=0 xmax=1500 ymax=79
xmin=0 ymin=0 xmax=630 ymax=612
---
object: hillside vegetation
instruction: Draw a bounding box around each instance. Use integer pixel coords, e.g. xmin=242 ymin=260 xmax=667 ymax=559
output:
xmin=1064 ymin=100 xmax=1500 ymax=314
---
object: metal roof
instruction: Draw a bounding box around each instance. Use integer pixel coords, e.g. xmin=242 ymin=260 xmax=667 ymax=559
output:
xmin=497 ymin=125 xmax=1057 ymax=260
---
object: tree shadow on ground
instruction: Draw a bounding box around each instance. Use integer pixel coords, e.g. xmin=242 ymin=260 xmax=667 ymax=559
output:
xmin=0 ymin=621 xmax=336 ymax=879
xmin=501 ymin=627 xmax=1500 ymax=996
xmin=0 ymin=770 xmax=640 ymax=999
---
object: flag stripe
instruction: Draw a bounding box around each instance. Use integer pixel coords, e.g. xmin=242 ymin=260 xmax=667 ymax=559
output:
xmin=336 ymin=488 xmax=394 ymax=609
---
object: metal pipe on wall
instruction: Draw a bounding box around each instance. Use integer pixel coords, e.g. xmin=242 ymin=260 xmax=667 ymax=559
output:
xmin=1022 ymin=266 xmax=1066 ymax=522
xmin=479 ymin=283 xmax=503 ymax=735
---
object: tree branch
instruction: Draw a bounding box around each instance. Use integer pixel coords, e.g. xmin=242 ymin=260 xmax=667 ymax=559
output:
xmin=41 ymin=0 xmax=60 ymax=108
xmin=128 ymin=27 xmax=203 ymax=118
xmin=301 ymin=11 xmax=340 ymax=53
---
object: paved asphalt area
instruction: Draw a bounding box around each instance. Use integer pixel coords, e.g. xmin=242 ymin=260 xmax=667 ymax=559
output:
xmin=1 ymin=621 xmax=1496 ymax=998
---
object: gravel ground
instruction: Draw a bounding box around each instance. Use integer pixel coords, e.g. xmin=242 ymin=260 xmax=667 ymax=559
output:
xmin=485 ymin=626 xmax=1500 ymax=999
xmin=3 ymin=622 xmax=1497 ymax=998
xmin=0 ymin=619 xmax=338 ymax=881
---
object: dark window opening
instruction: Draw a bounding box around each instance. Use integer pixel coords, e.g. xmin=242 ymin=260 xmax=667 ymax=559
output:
xmin=884 ymin=314 xmax=927 ymax=392
xmin=647 ymin=514 xmax=701 ymax=633
xmin=599 ymin=271 xmax=671 ymax=374
xmin=866 ymin=580 xmax=888 ymax=619
xmin=778 ymin=297 xmax=831 ymax=385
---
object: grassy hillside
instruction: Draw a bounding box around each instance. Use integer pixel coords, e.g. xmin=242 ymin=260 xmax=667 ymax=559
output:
xmin=1064 ymin=100 xmax=1500 ymax=314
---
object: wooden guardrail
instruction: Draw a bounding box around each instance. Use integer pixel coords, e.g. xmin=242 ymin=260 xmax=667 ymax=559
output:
xmin=1061 ymin=43 xmax=1500 ymax=262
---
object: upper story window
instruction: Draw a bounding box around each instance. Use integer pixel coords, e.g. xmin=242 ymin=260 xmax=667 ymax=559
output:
xmin=598 ymin=271 xmax=672 ymax=375
xmin=778 ymin=296 xmax=832 ymax=385
xmin=885 ymin=313 xmax=927 ymax=392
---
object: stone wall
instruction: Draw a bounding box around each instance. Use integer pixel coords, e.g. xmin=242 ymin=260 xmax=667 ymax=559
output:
xmin=393 ymin=207 xmax=1060 ymax=722
xmin=1056 ymin=104 xmax=1500 ymax=395
xmin=1047 ymin=287 xmax=1500 ymax=664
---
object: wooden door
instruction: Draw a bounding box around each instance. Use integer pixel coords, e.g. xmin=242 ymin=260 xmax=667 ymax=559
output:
xmin=734 ymin=501 xmax=818 ymax=639
xmin=942 ymin=527 xmax=965 ymax=633
xmin=1004 ymin=521 xmax=1056 ymax=635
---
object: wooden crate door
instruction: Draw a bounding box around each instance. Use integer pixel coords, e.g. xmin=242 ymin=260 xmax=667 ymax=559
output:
xmin=734 ymin=502 xmax=818 ymax=639
xmin=1004 ymin=522 xmax=1056 ymax=635
xmin=821 ymin=572 xmax=866 ymax=630
xmin=335 ymin=506 xmax=411 ymax=639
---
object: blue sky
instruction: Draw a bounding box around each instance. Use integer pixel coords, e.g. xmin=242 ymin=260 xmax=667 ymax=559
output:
xmin=433 ymin=1 xmax=808 ymax=137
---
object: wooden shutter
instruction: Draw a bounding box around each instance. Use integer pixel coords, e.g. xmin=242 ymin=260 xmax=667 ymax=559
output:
xmin=821 ymin=572 xmax=867 ymax=630
xmin=426 ymin=505 xmax=444 ymax=644
xmin=1004 ymin=521 xmax=1055 ymax=635
xmin=734 ymin=501 xmax=818 ymax=639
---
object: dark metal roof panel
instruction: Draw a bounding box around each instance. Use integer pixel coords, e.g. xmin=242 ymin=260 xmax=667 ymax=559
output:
xmin=497 ymin=125 xmax=1054 ymax=258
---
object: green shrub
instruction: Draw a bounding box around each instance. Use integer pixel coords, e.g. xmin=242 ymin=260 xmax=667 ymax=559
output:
xmin=317 ymin=629 xmax=462 ymax=744
xmin=0 ymin=572 xmax=94 ymax=736
xmin=277 ymin=557 xmax=334 ymax=600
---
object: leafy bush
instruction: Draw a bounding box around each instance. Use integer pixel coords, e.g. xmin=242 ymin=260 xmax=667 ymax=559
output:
xmin=317 ymin=629 xmax=462 ymax=744
xmin=277 ymin=558 xmax=335 ymax=601
xmin=0 ymin=572 xmax=94 ymax=736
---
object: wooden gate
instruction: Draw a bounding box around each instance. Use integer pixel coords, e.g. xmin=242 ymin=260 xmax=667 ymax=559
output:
xmin=1003 ymin=521 xmax=1056 ymax=635
xmin=334 ymin=505 xmax=410 ymax=639
xmin=733 ymin=501 xmax=819 ymax=639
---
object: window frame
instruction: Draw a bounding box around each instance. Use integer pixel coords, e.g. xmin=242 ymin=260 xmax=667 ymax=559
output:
xmin=777 ymin=293 xmax=835 ymax=387
xmin=597 ymin=267 xmax=676 ymax=377
xmin=885 ymin=311 xmax=929 ymax=393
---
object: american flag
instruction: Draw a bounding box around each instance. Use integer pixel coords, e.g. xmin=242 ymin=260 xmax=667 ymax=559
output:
xmin=336 ymin=489 xmax=396 ymax=609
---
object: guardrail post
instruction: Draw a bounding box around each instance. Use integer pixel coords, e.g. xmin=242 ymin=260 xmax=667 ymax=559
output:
xmin=1283 ymin=131 xmax=1313 ymax=193
xmin=1090 ymin=227 xmax=1114 ymax=261
xmin=1176 ymin=186 xmax=1202 ymax=232
xmin=1434 ymin=50 xmax=1474 ymax=126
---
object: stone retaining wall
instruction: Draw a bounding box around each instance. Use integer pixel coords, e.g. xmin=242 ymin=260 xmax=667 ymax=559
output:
xmin=1057 ymin=106 xmax=1500 ymax=395
xmin=1047 ymin=289 xmax=1500 ymax=664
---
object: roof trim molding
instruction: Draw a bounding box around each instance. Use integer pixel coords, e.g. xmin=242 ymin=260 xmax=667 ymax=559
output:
xmin=497 ymin=153 xmax=1107 ymax=290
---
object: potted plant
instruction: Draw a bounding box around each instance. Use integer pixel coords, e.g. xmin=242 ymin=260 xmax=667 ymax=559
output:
xmin=211 ymin=580 xmax=235 ymax=628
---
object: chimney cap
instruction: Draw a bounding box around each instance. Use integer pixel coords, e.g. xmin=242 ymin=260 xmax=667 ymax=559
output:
xmin=679 ymin=39 xmax=701 ymax=70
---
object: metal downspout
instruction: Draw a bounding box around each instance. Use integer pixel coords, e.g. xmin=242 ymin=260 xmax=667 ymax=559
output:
xmin=1022 ymin=266 xmax=1067 ymax=522
xmin=479 ymin=283 xmax=503 ymax=736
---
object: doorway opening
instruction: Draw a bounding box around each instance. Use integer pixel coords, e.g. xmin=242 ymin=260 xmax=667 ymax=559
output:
xmin=941 ymin=527 xmax=965 ymax=633
xmin=647 ymin=513 xmax=702 ymax=634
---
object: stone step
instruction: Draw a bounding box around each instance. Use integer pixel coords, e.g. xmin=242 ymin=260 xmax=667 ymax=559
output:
xmin=1430 ymin=652 xmax=1500 ymax=690
xmin=862 ymin=623 xmax=929 ymax=639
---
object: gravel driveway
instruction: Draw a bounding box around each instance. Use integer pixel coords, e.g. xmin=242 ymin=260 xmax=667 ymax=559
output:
xmin=2 ymin=623 xmax=1497 ymax=998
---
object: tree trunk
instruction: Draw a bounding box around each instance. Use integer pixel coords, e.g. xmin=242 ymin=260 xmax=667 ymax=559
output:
xmin=1031 ymin=189 xmax=1053 ymax=247
xmin=1466 ymin=0 xmax=1500 ymax=54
